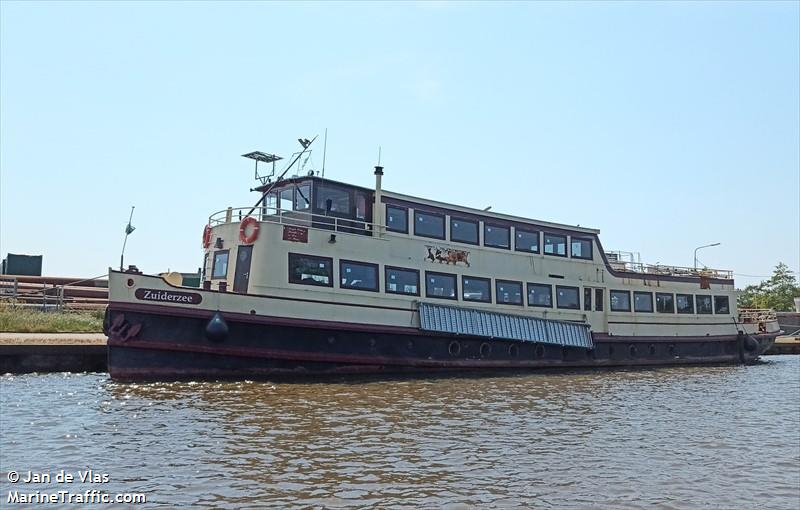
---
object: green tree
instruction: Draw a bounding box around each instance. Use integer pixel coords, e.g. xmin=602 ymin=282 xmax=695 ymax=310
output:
xmin=738 ymin=262 xmax=800 ymax=311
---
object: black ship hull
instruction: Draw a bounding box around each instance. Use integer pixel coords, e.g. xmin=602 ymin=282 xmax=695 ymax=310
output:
xmin=105 ymin=303 xmax=777 ymax=381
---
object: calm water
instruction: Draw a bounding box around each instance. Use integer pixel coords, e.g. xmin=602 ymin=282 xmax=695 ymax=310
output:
xmin=1 ymin=358 xmax=799 ymax=509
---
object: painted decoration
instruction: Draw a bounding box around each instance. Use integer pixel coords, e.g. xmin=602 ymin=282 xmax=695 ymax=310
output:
xmin=425 ymin=245 xmax=471 ymax=267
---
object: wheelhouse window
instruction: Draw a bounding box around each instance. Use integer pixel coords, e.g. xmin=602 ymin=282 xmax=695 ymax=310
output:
xmin=571 ymin=237 xmax=593 ymax=260
xmin=339 ymin=260 xmax=378 ymax=292
xmin=656 ymin=293 xmax=675 ymax=313
xmin=426 ymin=271 xmax=456 ymax=299
xmin=543 ymin=233 xmax=567 ymax=257
xmin=515 ymin=229 xmax=540 ymax=253
xmin=288 ymin=253 xmax=333 ymax=287
xmin=414 ymin=211 xmax=445 ymax=239
xmin=496 ymin=280 xmax=523 ymax=305
xmin=294 ymin=184 xmax=311 ymax=211
xmin=676 ymin=294 xmax=694 ymax=314
xmin=462 ymin=276 xmax=491 ymax=303
xmin=527 ymin=283 xmax=552 ymax=307
xmin=556 ymin=286 xmax=580 ymax=310
xmin=696 ymin=295 xmax=713 ymax=314
xmin=263 ymin=192 xmax=278 ymax=216
xmin=279 ymin=188 xmax=294 ymax=211
xmin=386 ymin=206 xmax=408 ymax=233
xmin=583 ymin=288 xmax=592 ymax=311
xmin=385 ymin=266 xmax=419 ymax=296
xmin=484 ymin=224 xmax=510 ymax=249
xmin=633 ymin=292 xmax=654 ymax=312
xmin=211 ymin=250 xmax=229 ymax=279
xmin=610 ymin=290 xmax=631 ymax=312
xmin=315 ymin=185 xmax=351 ymax=215
xmin=450 ymin=218 xmax=479 ymax=245
xmin=714 ymin=296 xmax=730 ymax=314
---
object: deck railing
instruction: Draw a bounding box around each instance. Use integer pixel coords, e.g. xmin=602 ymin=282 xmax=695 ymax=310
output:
xmin=607 ymin=260 xmax=733 ymax=280
xmin=738 ymin=308 xmax=778 ymax=323
xmin=208 ymin=206 xmax=383 ymax=236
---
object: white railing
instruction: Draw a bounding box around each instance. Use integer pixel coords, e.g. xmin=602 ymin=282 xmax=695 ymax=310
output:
xmin=208 ymin=206 xmax=383 ymax=236
xmin=607 ymin=260 xmax=733 ymax=280
xmin=738 ymin=308 xmax=778 ymax=323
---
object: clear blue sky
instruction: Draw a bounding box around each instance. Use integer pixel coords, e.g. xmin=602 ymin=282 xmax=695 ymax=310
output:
xmin=1 ymin=1 xmax=798 ymax=287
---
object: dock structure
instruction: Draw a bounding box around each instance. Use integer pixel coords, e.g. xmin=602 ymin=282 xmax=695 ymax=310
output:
xmin=0 ymin=333 xmax=107 ymax=373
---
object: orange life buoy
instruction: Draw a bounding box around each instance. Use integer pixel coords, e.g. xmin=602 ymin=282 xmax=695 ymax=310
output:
xmin=202 ymin=225 xmax=212 ymax=248
xmin=239 ymin=216 xmax=260 ymax=244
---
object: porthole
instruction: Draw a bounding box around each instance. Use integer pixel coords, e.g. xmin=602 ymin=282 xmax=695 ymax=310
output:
xmin=480 ymin=342 xmax=492 ymax=358
xmin=448 ymin=341 xmax=461 ymax=356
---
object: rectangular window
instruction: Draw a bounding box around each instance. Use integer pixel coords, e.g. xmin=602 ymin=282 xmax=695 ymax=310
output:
xmin=386 ymin=206 xmax=408 ymax=233
xmin=484 ymin=224 xmax=510 ymax=249
xmin=610 ymin=290 xmax=631 ymax=312
xmin=315 ymin=186 xmax=351 ymax=215
xmin=414 ymin=211 xmax=445 ymax=239
xmin=288 ymin=253 xmax=333 ymax=287
xmin=515 ymin=229 xmax=540 ymax=253
xmin=584 ymin=288 xmax=592 ymax=311
xmin=279 ymin=188 xmax=294 ymax=211
xmin=450 ymin=217 xmax=479 ymax=245
xmin=462 ymin=276 xmax=491 ymax=303
xmin=571 ymin=237 xmax=593 ymax=260
xmin=340 ymin=260 xmax=378 ymax=292
xmin=676 ymin=294 xmax=694 ymax=314
xmin=426 ymin=271 xmax=457 ymax=299
xmin=496 ymin=280 xmax=523 ymax=305
xmin=556 ymin=286 xmax=580 ymax=309
xmin=714 ymin=296 xmax=730 ymax=314
xmin=263 ymin=192 xmax=278 ymax=216
xmin=656 ymin=293 xmax=675 ymax=313
xmin=527 ymin=283 xmax=553 ymax=307
xmin=385 ymin=266 xmax=419 ymax=296
xmin=595 ymin=288 xmax=604 ymax=311
xmin=696 ymin=295 xmax=713 ymax=314
xmin=543 ymin=233 xmax=567 ymax=256
xmin=355 ymin=192 xmax=368 ymax=220
xmin=633 ymin=292 xmax=654 ymax=312
xmin=212 ymin=250 xmax=229 ymax=279
xmin=295 ymin=184 xmax=311 ymax=211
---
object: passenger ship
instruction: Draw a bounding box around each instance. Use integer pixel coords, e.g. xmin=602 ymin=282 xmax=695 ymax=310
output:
xmin=105 ymin=138 xmax=780 ymax=380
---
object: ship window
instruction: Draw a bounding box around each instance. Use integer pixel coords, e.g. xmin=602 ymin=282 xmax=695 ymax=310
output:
xmin=450 ymin=217 xmax=479 ymax=245
xmin=426 ymin=271 xmax=457 ymax=299
xmin=315 ymin=186 xmax=351 ymax=215
xmin=543 ymin=233 xmax=567 ymax=256
xmin=263 ymin=193 xmax=278 ymax=216
xmin=386 ymin=206 xmax=408 ymax=233
xmin=676 ymin=294 xmax=694 ymax=314
xmin=696 ymin=295 xmax=713 ymax=314
xmin=212 ymin=250 xmax=228 ymax=279
xmin=515 ymin=229 xmax=540 ymax=253
xmin=610 ymin=290 xmax=631 ymax=312
xmin=496 ymin=280 xmax=523 ymax=305
xmin=656 ymin=293 xmax=675 ymax=313
xmin=595 ymin=288 xmax=604 ymax=311
xmin=462 ymin=276 xmax=491 ymax=303
xmin=340 ymin=260 xmax=378 ymax=292
xmin=556 ymin=286 xmax=580 ymax=309
xmin=415 ymin=211 xmax=445 ymax=239
xmin=527 ymin=283 xmax=552 ymax=307
xmin=714 ymin=296 xmax=730 ymax=314
xmin=288 ymin=253 xmax=333 ymax=287
xmin=571 ymin=237 xmax=593 ymax=260
xmin=584 ymin=288 xmax=592 ymax=311
xmin=385 ymin=266 xmax=419 ymax=295
xmin=355 ymin=192 xmax=368 ymax=220
xmin=279 ymin=188 xmax=294 ymax=212
xmin=484 ymin=224 xmax=510 ymax=249
xmin=634 ymin=292 xmax=654 ymax=312
xmin=295 ymin=184 xmax=311 ymax=211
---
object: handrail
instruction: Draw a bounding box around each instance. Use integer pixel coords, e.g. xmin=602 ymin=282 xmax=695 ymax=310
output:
xmin=608 ymin=260 xmax=733 ymax=280
xmin=208 ymin=206 xmax=384 ymax=236
xmin=738 ymin=308 xmax=778 ymax=322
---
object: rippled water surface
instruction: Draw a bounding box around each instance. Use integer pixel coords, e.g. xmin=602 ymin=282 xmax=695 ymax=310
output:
xmin=2 ymin=357 xmax=799 ymax=509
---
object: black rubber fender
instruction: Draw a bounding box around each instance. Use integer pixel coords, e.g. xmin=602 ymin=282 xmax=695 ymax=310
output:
xmin=743 ymin=335 xmax=759 ymax=352
xmin=205 ymin=312 xmax=229 ymax=343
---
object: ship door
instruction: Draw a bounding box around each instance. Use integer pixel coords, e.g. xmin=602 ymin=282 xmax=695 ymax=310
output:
xmin=233 ymin=246 xmax=253 ymax=293
xmin=583 ymin=286 xmax=608 ymax=333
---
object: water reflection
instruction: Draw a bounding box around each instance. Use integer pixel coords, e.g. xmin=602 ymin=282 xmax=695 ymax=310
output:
xmin=1 ymin=358 xmax=798 ymax=508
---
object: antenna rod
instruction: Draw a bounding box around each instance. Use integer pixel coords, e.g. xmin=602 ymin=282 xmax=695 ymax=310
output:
xmin=246 ymin=135 xmax=318 ymax=217
xmin=378 ymin=146 xmax=381 ymax=165
xmin=119 ymin=206 xmax=135 ymax=270
xmin=322 ymin=128 xmax=328 ymax=178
